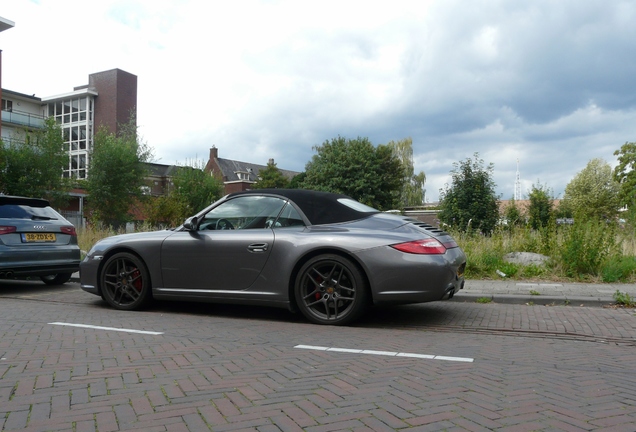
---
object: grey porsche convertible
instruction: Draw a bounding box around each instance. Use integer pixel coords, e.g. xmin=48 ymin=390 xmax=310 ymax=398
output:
xmin=80 ymin=189 xmax=466 ymax=325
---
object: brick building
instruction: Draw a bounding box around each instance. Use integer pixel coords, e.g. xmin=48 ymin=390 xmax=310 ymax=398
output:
xmin=205 ymin=146 xmax=299 ymax=194
xmin=1 ymin=69 xmax=138 ymax=226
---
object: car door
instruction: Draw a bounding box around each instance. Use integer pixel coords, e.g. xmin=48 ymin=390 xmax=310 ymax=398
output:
xmin=160 ymin=195 xmax=286 ymax=291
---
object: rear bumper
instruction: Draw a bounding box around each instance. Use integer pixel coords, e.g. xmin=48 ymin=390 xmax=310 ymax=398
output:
xmin=0 ymin=263 xmax=80 ymax=278
xmin=354 ymin=245 xmax=467 ymax=305
xmin=0 ymin=245 xmax=80 ymax=278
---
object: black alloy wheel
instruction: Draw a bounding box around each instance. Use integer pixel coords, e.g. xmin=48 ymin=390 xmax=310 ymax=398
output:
xmin=40 ymin=273 xmax=73 ymax=285
xmin=100 ymin=252 xmax=152 ymax=310
xmin=295 ymin=254 xmax=368 ymax=325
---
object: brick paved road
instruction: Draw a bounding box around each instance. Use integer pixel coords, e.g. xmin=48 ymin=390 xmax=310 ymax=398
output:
xmin=0 ymin=281 xmax=635 ymax=431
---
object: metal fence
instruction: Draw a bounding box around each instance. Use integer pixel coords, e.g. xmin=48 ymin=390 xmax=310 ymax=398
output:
xmin=59 ymin=210 xmax=85 ymax=229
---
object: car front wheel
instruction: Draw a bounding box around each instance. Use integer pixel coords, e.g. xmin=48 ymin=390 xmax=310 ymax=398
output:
xmin=294 ymin=254 xmax=368 ymax=325
xmin=100 ymin=252 xmax=152 ymax=310
xmin=40 ymin=273 xmax=73 ymax=285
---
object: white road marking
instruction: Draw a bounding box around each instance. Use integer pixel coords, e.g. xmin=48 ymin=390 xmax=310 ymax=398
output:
xmin=294 ymin=345 xmax=474 ymax=362
xmin=49 ymin=322 xmax=163 ymax=335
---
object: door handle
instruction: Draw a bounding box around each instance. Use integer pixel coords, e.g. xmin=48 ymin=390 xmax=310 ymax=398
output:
xmin=248 ymin=243 xmax=269 ymax=252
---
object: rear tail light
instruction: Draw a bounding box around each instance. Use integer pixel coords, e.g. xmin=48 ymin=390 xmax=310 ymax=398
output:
xmin=0 ymin=226 xmax=17 ymax=235
xmin=60 ymin=226 xmax=77 ymax=236
xmin=391 ymin=238 xmax=449 ymax=254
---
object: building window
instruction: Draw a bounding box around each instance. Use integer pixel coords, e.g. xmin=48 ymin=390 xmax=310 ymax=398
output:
xmin=1 ymin=99 xmax=13 ymax=111
xmin=49 ymin=96 xmax=94 ymax=179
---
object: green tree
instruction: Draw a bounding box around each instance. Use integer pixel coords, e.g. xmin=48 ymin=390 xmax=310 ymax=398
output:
xmin=145 ymin=160 xmax=224 ymax=227
xmin=288 ymin=171 xmax=306 ymax=189
xmin=252 ymin=161 xmax=289 ymax=189
xmin=0 ymin=117 xmax=71 ymax=206
xmin=301 ymin=136 xmax=403 ymax=210
xmin=388 ymin=137 xmax=426 ymax=207
xmin=86 ymin=122 xmax=153 ymax=226
xmin=145 ymin=195 xmax=185 ymax=227
xmin=527 ymin=182 xmax=553 ymax=230
xmin=503 ymin=197 xmax=524 ymax=228
xmin=438 ymin=153 xmax=500 ymax=234
xmin=613 ymin=141 xmax=636 ymax=208
xmin=562 ymin=158 xmax=620 ymax=220
xmin=171 ymin=161 xmax=224 ymax=216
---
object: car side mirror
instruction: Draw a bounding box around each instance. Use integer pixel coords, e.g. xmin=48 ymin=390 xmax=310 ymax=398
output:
xmin=183 ymin=216 xmax=198 ymax=231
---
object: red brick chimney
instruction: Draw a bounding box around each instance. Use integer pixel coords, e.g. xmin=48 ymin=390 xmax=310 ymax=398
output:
xmin=205 ymin=146 xmax=219 ymax=174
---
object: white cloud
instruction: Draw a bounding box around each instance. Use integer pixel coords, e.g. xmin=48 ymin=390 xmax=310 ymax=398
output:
xmin=2 ymin=0 xmax=636 ymax=202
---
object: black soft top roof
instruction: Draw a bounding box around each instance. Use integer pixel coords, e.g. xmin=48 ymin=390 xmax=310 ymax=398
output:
xmin=229 ymin=189 xmax=380 ymax=225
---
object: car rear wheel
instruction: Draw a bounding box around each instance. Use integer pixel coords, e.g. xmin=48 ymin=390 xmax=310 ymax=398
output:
xmin=295 ymin=254 xmax=368 ymax=325
xmin=100 ymin=252 xmax=152 ymax=310
xmin=40 ymin=273 xmax=73 ymax=285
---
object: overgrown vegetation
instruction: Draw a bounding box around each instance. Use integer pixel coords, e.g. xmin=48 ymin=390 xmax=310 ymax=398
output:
xmin=453 ymin=218 xmax=636 ymax=283
xmin=613 ymin=290 xmax=636 ymax=307
xmin=77 ymin=222 xmax=157 ymax=256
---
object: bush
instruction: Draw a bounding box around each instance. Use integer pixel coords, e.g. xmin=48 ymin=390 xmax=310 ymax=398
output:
xmin=613 ymin=290 xmax=636 ymax=307
xmin=601 ymin=256 xmax=636 ymax=282
xmin=558 ymin=217 xmax=619 ymax=278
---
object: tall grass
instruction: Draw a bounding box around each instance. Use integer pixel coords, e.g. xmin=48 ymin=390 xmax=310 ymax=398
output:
xmin=450 ymin=219 xmax=636 ymax=282
xmin=76 ymin=222 xmax=159 ymax=257
xmin=77 ymin=225 xmax=121 ymax=256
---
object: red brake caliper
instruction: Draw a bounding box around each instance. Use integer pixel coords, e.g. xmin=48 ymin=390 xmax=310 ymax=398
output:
xmin=315 ymin=275 xmax=323 ymax=300
xmin=132 ymin=269 xmax=142 ymax=292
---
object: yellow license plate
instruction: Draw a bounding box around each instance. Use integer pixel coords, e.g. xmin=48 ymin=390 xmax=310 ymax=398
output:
xmin=24 ymin=233 xmax=57 ymax=242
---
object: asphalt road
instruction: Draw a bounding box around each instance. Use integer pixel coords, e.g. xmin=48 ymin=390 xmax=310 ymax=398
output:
xmin=1 ymin=280 xmax=635 ymax=431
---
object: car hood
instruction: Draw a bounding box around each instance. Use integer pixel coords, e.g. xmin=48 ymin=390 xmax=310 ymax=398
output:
xmin=87 ymin=229 xmax=175 ymax=255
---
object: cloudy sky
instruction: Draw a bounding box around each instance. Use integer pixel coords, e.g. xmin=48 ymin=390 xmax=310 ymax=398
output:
xmin=2 ymin=0 xmax=635 ymax=202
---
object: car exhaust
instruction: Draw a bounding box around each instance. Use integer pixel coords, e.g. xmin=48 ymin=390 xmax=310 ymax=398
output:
xmin=0 ymin=271 xmax=14 ymax=278
xmin=442 ymin=286 xmax=456 ymax=300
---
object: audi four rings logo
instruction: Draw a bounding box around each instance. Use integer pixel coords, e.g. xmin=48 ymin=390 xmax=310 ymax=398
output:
xmin=33 ymin=225 xmax=46 ymax=230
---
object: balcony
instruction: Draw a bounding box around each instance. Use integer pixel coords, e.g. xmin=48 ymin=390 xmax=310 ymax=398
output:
xmin=1 ymin=109 xmax=45 ymax=129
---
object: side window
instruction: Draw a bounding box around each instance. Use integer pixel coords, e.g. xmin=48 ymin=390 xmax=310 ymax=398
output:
xmin=198 ymin=196 xmax=286 ymax=230
xmin=271 ymin=203 xmax=305 ymax=228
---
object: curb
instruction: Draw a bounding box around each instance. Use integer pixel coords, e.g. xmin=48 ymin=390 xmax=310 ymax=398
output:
xmin=453 ymin=293 xmax=616 ymax=307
